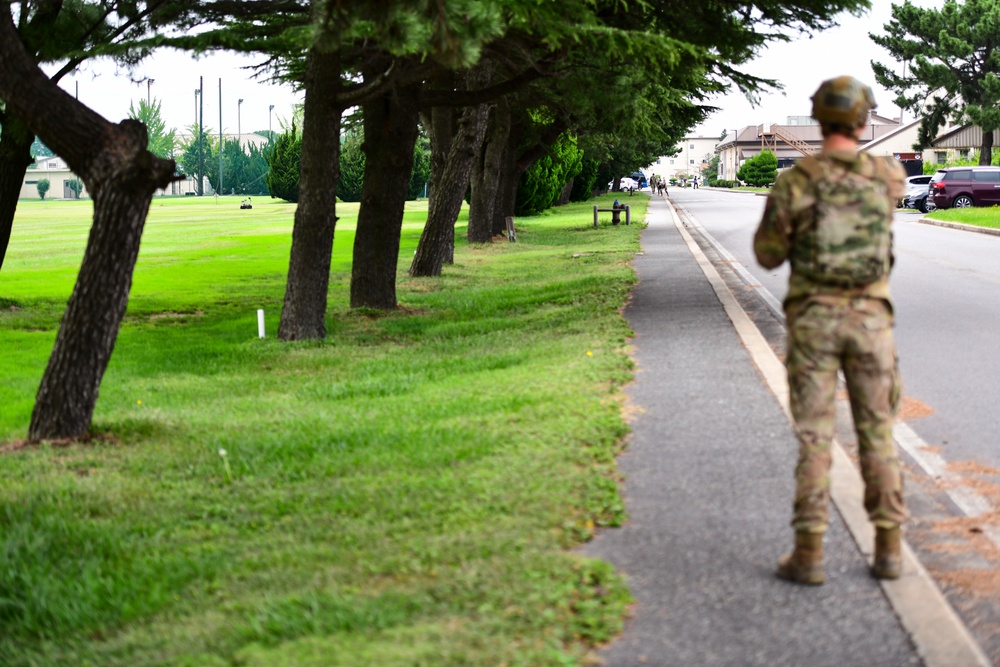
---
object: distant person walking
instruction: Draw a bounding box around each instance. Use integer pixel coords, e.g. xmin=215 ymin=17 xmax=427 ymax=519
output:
xmin=753 ymin=76 xmax=908 ymax=586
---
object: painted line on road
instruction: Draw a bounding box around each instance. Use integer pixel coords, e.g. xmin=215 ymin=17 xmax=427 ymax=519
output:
xmin=664 ymin=197 xmax=991 ymax=667
xmin=678 ymin=210 xmax=785 ymax=322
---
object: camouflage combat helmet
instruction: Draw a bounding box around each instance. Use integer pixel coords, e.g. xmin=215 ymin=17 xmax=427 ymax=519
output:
xmin=810 ymin=76 xmax=876 ymax=129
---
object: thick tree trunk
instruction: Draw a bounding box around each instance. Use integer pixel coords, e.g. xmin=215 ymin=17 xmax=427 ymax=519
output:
xmin=498 ymin=120 xmax=568 ymax=229
xmin=30 ymin=174 xmax=160 ymax=438
xmin=0 ymin=115 xmax=34 ymax=273
xmin=981 ymin=129 xmax=995 ymax=166
xmin=278 ymin=48 xmax=342 ymax=340
xmin=410 ymin=88 xmax=489 ymax=277
xmin=0 ymin=12 xmax=177 ymax=440
xmin=350 ymin=78 xmax=420 ymax=310
xmin=468 ymin=97 xmax=510 ymax=243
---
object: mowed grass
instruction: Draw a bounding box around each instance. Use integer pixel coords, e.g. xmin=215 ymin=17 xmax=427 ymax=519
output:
xmin=926 ymin=205 xmax=1000 ymax=229
xmin=0 ymin=193 xmax=646 ymax=666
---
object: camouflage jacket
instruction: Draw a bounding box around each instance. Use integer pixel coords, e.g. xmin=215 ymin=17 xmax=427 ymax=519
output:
xmin=754 ymin=150 xmax=906 ymax=310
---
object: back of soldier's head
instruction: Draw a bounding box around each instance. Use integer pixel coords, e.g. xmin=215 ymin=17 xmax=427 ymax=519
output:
xmin=811 ymin=76 xmax=876 ymax=137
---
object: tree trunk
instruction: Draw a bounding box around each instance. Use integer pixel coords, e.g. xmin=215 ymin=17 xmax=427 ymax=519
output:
xmin=30 ymin=175 xmax=161 ymax=438
xmin=0 ymin=114 xmax=34 ymax=273
xmin=410 ymin=83 xmax=489 ymax=277
xmin=494 ymin=147 xmax=520 ymax=237
xmin=278 ymin=47 xmax=342 ymax=340
xmin=350 ymin=77 xmax=420 ymax=310
xmin=981 ymin=129 xmax=995 ymax=166
xmin=557 ymin=179 xmax=573 ymax=206
xmin=0 ymin=12 xmax=177 ymax=440
xmin=468 ymin=97 xmax=510 ymax=243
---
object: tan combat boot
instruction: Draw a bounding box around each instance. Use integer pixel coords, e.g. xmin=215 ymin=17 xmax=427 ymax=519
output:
xmin=872 ymin=526 xmax=902 ymax=580
xmin=776 ymin=531 xmax=825 ymax=585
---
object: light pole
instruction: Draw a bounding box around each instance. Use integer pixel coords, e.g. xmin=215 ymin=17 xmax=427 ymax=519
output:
xmin=238 ymin=98 xmax=243 ymax=140
xmin=219 ymin=78 xmax=224 ymax=196
xmin=198 ymin=76 xmax=204 ymax=196
xmin=269 ymin=104 xmax=275 ymax=142
xmin=147 ymin=78 xmax=155 ymax=105
xmin=194 ymin=88 xmax=200 ymax=194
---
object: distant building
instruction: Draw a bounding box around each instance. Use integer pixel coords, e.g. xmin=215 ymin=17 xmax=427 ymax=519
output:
xmin=647 ymin=135 xmax=719 ymax=182
xmin=19 ymin=156 xmax=87 ymax=200
xmin=18 ymin=132 xmax=271 ymax=199
xmin=927 ymin=125 xmax=1000 ymax=165
xmin=715 ymin=113 xmax=906 ymax=181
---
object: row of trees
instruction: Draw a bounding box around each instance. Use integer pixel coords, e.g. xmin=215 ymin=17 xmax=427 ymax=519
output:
xmin=0 ymin=0 xmax=868 ymax=440
xmin=178 ymin=124 xmax=273 ymax=196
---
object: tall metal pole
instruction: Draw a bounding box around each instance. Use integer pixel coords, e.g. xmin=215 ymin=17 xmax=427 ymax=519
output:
xmin=219 ymin=78 xmax=224 ymax=196
xmin=269 ymin=104 xmax=274 ymax=142
xmin=193 ymin=88 xmax=199 ymax=195
xmin=199 ymin=76 xmax=204 ymax=196
xmin=147 ymin=78 xmax=154 ymax=105
xmin=238 ymin=98 xmax=243 ymax=139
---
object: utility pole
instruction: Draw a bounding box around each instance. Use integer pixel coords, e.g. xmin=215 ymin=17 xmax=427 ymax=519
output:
xmin=238 ymin=98 xmax=243 ymax=139
xmin=147 ymin=78 xmax=154 ymax=105
xmin=198 ymin=76 xmax=204 ymax=196
xmin=219 ymin=78 xmax=224 ymax=196
xmin=269 ymin=104 xmax=275 ymax=143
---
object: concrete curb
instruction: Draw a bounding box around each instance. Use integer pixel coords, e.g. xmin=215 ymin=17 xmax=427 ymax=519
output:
xmin=917 ymin=217 xmax=1000 ymax=237
xmin=666 ymin=199 xmax=992 ymax=667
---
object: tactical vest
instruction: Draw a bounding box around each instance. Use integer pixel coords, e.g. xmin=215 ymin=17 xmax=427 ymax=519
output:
xmin=790 ymin=155 xmax=894 ymax=287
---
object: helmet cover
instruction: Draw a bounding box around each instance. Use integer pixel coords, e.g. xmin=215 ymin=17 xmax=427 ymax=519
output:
xmin=811 ymin=76 xmax=876 ymax=128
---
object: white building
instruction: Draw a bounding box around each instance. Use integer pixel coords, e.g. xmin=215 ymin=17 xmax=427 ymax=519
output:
xmin=647 ymin=135 xmax=720 ymax=182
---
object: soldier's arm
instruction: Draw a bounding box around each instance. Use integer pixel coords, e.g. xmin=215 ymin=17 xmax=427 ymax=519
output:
xmin=754 ymin=181 xmax=793 ymax=269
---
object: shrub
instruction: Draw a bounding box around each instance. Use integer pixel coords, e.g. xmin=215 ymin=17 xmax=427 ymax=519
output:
xmin=515 ymin=132 xmax=583 ymax=216
xmin=736 ymin=150 xmax=777 ymax=187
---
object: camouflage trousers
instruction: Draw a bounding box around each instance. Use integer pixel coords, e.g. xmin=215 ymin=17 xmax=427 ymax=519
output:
xmin=785 ymin=296 xmax=908 ymax=534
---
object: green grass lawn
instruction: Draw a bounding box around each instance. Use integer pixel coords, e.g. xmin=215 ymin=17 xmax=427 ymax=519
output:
xmin=925 ymin=205 xmax=1000 ymax=229
xmin=0 ymin=194 xmax=645 ymax=666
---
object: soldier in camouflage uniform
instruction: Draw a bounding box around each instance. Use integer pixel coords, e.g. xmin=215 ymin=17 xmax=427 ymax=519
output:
xmin=754 ymin=76 xmax=908 ymax=585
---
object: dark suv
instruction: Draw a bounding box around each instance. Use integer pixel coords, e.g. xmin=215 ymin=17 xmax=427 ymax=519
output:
xmin=930 ymin=166 xmax=1000 ymax=209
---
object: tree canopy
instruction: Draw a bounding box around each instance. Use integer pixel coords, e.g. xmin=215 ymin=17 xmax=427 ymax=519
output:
xmin=872 ymin=0 xmax=1000 ymax=162
xmin=128 ymin=98 xmax=177 ymax=159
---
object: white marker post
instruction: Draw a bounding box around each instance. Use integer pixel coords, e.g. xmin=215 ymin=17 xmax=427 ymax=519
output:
xmin=257 ymin=309 xmax=266 ymax=338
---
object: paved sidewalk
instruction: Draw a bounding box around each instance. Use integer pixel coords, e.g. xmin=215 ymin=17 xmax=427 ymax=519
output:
xmin=581 ymin=194 xmax=923 ymax=665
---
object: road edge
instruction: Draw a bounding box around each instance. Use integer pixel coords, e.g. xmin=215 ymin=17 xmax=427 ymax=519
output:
xmin=666 ymin=198 xmax=992 ymax=667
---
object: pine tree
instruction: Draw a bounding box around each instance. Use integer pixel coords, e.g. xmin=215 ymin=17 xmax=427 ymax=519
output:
xmin=872 ymin=0 xmax=1000 ymax=163
xmin=266 ymin=124 xmax=301 ymax=203
xmin=128 ymin=98 xmax=176 ymax=159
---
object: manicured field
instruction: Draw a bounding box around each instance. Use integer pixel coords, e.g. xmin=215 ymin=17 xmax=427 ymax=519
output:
xmin=0 ymin=194 xmax=644 ymax=665
xmin=925 ymin=205 xmax=1000 ymax=229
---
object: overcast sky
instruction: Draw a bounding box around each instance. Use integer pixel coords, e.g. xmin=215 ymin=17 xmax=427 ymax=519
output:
xmin=53 ymin=50 xmax=303 ymax=139
xmin=693 ymin=0 xmax=944 ymax=139
xmin=49 ymin=0 xmax=939 ymax=141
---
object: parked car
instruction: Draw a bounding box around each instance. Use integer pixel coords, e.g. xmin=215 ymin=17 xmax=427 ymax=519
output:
xmin=901 ymin=174 xmax=933 ymax=213
xmin=929 ymin=166 xmax=1000 ymax=209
